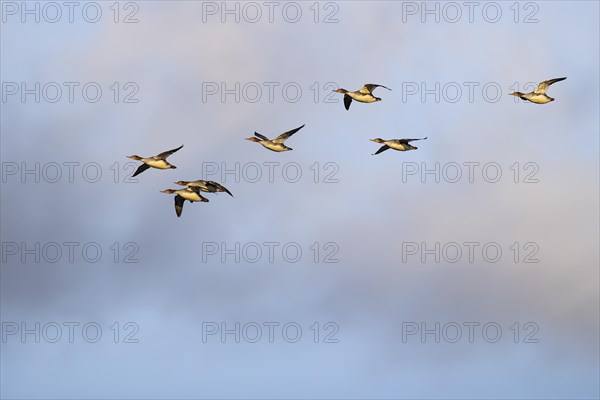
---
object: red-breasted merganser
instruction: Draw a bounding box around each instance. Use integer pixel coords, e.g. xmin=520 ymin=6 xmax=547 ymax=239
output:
xmin=174 ymin=180 xmax=233 ymax=197
xmin=245 ymin=124 xmax=305 ymax=152
xmin=160 ymin=187 xmax=208 ymax=217
xmin=333 ymin=84 xmax=391 ymax=110
xmin=370 ymin=137 xmax=427 ymax=155
xmin=509 ymin=77 xmax=566 ymax=104
xmin=127 ymin=145 xmax=184 ymax=177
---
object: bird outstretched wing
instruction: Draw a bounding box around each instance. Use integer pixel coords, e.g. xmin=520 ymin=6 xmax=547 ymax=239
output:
xmin=158 ymin=144 xmax=184 ymax=159
xmin=174 ymin=195 xmax=185 ymax=217
xmin=132 ymin=163 xmax=150 ymax=177
xmin=344 ymin=94 xmax=352 ymax=110
xmin=360 ymin=84 xmax=392 ymax=94
xmin=534 ymin=77 xmax=566 ymax=94
xmin=400 ymin=137 xmax=428 ymax=144
xmin=373 ymin=145 xmax=390 ymax=155
xmin=273 ymin=125 xmax=305 ymax=143
xmin=209 ymin=181 xmax=233 ymax=197
xmin=254 ymin=132 xmax=269 ymax=141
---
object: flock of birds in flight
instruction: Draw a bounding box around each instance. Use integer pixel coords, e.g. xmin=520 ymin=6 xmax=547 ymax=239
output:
xmin=127 ymin=77 xmax=566 ymax=217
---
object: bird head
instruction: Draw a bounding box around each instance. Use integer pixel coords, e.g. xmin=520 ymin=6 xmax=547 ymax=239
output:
xmin=245 ymin=137 xmax=261 ymax=142
xmin=370 ymin=138 xmax=385 ymax=144
xmin=126 ymin=155 xmax=143 ymax=161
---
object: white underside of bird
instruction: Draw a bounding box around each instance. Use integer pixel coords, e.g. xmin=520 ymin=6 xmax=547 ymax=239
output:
xmin=258 ymin=141 xmax=290 ymax=152
xmin=518 ymin=93 xmax=553 ymax=104
xmin=346 ymin=92 xmax=378 ymax=103
xmin=385 ymin=141 xmax=412 ymax=151
xmin=143 ymin=159 xmax=172 ymax=169
xmin=178 ymin=189 xmax=204 ymax=202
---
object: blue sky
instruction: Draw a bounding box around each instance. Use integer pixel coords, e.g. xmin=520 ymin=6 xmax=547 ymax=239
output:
xmin=1 ymin=1 xmax=599 ymax=399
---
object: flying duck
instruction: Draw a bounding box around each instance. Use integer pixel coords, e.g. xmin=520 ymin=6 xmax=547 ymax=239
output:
xmin=160 ymin=187 xmax=208 ymax=217
xmin=174 ymin=180 xmax=233 ymax=197
xmin=370 ymin=137 xmax=427 ymax=155
xmin=509 ymin=77 xmax=566 ymax=104
xmin=127 ymin=145 xmax=184 ymax=177
xmin=245 ymin=124 xmax=305 ymax=152
xmin=333 ymin=84 xmax=391 ymax=110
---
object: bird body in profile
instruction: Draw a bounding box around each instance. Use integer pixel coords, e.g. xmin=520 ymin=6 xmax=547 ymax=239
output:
xmin=127 ymin=145 xmax=184 ymax=177
xmin=245 ymin=124 xmax=305 ymax=152
xmin=509 ymin=77 xmax=566 ymax=104
xmin=333 ymin=84 xmax=391 ymax=110
xmin=370 ymin=137 xmax=427 ymax=155
xmin=175 ymin=180 xmax=233 ymax=197
xmin=160 ymin=187 xmax=208 ymax=217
